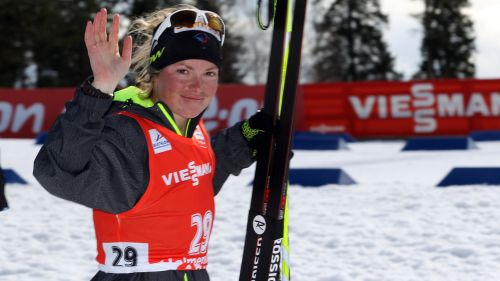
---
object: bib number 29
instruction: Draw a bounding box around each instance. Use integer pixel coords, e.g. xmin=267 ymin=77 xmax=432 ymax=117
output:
xmin=189 ymin=211 xmax=213 ymax=255
xmin=103 ymin=242 xmax=147 ymax=268
xmin=112 ymin=246 xmax=137 ymax=267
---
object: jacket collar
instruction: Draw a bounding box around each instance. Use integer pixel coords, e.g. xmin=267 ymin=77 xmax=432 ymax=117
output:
xmin=113 ymin=86 xmax=203 ymax=138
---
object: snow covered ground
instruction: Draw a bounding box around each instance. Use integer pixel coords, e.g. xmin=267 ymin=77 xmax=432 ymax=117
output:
xmin=1 ymin=138 xmax=500 ymax=281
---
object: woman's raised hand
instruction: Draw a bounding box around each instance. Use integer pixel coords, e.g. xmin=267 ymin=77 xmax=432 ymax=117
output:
xmin=84 ymin=8 xmax=132 ymax=94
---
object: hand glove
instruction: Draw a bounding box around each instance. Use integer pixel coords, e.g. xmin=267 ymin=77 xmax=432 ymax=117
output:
xmin=241 ymin=110 xmax=274 ymax=152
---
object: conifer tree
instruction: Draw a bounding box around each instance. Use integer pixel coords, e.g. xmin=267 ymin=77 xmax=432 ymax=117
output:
xmin=0 ymin=0 xmax=120 ymax=87
xmin=312 ymin=0 xmax=401 ymax=82
xmin=413 ymin=0 xmax=475 ymax=79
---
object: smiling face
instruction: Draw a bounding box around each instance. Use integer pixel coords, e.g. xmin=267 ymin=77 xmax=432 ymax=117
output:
xmin=154 ymin=59 xmax=219 ymax=120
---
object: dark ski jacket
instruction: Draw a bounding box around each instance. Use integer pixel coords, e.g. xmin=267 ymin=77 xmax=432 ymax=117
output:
xmin=33 ymin=81 xmax=254 ymax=281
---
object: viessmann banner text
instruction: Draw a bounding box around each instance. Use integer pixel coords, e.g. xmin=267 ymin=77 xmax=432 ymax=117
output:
xmin=1 ymin=79 xmax=499 ymax=138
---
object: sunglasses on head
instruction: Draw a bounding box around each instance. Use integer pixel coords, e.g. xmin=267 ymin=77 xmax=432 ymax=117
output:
xmin=152 ymin=9 xmax=226 ymax=46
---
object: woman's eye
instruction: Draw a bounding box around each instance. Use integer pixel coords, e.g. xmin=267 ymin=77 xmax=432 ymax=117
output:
xmin=177 ymin=69 xmax=189 ymax=74
xmin=206 ymin=71 xmax=218 ymax=77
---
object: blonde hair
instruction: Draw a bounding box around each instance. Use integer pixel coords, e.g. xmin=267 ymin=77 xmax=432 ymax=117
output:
xmin=127 ymin=4 xmax=197 ymax=97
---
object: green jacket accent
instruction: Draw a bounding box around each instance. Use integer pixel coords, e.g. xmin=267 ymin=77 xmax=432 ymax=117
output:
xmin=113 ymin=86 xmax=154 ymax=108
xmin=113 ymin=86 xmax=185 ymax=136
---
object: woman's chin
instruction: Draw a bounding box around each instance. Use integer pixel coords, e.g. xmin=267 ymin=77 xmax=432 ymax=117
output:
xmin=179 ymin=110 xmax=204 ymax=119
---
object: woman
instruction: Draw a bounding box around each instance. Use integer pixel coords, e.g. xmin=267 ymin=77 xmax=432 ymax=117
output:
xmin=34 ymin=4 xmax=271 ymax=281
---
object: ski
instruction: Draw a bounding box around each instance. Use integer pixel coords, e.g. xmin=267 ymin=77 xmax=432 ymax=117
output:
xmin=239 ymin=0 xmax=307 ymax=280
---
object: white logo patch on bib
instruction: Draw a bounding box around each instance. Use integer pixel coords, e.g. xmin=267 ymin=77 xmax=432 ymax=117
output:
xmin=149 ymin=129 xmax=172 ymax=154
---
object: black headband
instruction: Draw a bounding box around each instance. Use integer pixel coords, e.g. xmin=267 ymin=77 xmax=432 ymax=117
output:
xmin=149 ymin=28 xmax=222 ymax=71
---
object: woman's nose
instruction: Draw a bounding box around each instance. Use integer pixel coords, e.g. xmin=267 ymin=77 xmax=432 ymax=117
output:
xmin=188 ymin=75 xmax=203 ymax=90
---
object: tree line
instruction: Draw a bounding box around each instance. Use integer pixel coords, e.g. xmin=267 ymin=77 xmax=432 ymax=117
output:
xmin=0 ymin=0 xmax=475 ymax=88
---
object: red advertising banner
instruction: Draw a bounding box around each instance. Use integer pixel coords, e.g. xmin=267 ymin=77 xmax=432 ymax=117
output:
xmin=203 ymin=84 xmax=265 ymax=133
xmin=303 ymin=79 xmax=500 ymax=138
xmin=0 ymin=88 xmax=73 ymax=138
xmin=204 ymin=84 xmax=305 ymax=133
xmin=1 ymin=79 xmax=499 ymax=139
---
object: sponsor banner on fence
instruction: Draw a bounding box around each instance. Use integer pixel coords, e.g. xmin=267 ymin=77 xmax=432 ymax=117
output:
xmin=0 ymin=88 xmax=73 ymax=138
xmin=204 ymin=85 xmax=304 ymax=133
xmin=203 ymin=84 xmax=265 ymax=133
xmin=303 ymin=79 xmax=500 ymax=138
xmin=1 ymin=79 xmax=499 ymax=139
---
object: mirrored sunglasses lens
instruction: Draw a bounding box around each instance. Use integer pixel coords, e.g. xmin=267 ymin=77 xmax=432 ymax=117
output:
xmin=205 ymin=12 xmax=224 ymax=33
xmin=170 ymin=10 xmax=197 ymax=28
